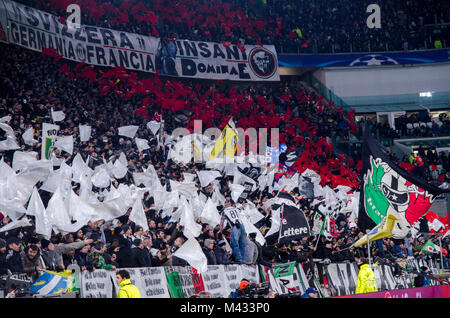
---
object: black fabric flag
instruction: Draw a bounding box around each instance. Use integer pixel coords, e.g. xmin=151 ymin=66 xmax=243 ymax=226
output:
xmin=278 ymin=204 xmax=310 ymax=243
xmin=358 ymin=124 xmax=449 ymax=238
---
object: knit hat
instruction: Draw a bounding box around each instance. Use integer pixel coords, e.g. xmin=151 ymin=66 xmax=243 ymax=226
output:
xmin=7 ymin=237 xmax=21 ymax=246
xmin=41 ymin=239 xmax=51 ymax=249
xmin=204 ymin=239 xmax=215 ymax=247
xmin=0 ymin=238 xmax=6 ymax=249
xmin=114 ymin=227 xmax=123 ymax=235
xmin=217 ymin=240 xmax=227 ymax=247
xmin=133 ymin=239 xmax=142 ymax=247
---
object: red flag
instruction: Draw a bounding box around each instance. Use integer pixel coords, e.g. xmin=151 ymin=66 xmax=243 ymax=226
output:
xmin=301 ymin=40 xmax=311 ymax=48
xmin=237 ymin=42 xmax=246 ymax=52
xmin=42 ymin=48 xmax=62 ymax=61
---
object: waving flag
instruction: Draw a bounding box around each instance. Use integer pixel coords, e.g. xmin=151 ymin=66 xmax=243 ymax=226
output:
xmin=209 ymin=118 xmax=238 ymax=161
xmin=352 ymin=213 xmax=399 ymax=247
xmin=29 ymin=271 xmax=73 ymax=295
xmin=421 ymin=240 xmax=448 ymax=255
xmin=358 ymin=125 xmax=450 ymax=239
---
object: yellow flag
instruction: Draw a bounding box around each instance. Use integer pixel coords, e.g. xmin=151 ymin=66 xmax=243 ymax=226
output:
xmin=209 ymin=118 xmax=238 ymax=160
xmin=192 ymin=141 xmax=201 ymax=162
xmin=295 ymin=28 xmax=303 ymax=38
xmin=352 ymin=213 xmax=399 ymax=247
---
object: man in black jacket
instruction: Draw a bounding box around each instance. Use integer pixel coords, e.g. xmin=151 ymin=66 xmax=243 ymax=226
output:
xmin=132 ymin=239 xmax=152 ymax=267
xmin=116 ymin=238 xmax=135 ymax=268
xmin=0 ymin=238 xmax=7 ymax=275
xmin=214 ymin=240 xmax=231 ymax=265
xmin=6 ymin=237 xmax=24 ymax=274
xmin=202 ymin=239 xmax=217 ymax=265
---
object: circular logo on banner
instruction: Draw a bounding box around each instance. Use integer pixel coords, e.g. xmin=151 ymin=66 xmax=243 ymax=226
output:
xmin=248 ymin=47 xmax=277 ymax=79
xmin=76 ymin=44 xmax=86 ymax=61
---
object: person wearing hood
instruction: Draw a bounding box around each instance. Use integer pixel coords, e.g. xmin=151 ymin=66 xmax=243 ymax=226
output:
xmin=0 ymin=238 xmax=8 ymax=275
xmin=6 ymin=236 xmax=24 ymax=274
xmin=355 ymin=256 xmax=378 ymax=294
xmin=20 ymin=244 xmax=43 ymax=280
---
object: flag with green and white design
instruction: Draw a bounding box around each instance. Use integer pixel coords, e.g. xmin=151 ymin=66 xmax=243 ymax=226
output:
xmin=358 ymin=125 xmax=450 ymax=239
xmin=421 ymin=239 xmax=448 ymax=255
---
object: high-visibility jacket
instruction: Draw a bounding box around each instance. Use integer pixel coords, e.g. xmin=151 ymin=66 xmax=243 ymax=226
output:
xmin=355 ymin=264 xmax=378 ymax=294
xmin=118 ymin=279 xmax=141 ymax=298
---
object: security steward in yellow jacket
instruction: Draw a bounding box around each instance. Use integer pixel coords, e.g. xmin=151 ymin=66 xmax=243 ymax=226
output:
xmin=115 ymin=269 xmax=141 ymax=298
xmin=355 ymin=257 xmax=378 ymax=294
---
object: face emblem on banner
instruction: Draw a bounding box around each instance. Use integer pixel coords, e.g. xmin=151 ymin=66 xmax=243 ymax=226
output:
xmin=248 ymin=47 xmax=277 ymax=79
xmin=363 ymin=156 xmax=435 ymax=238
xmin=76 ymin=43 xmax=86 ymax=61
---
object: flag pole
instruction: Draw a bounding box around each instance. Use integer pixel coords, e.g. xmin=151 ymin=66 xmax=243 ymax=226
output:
xmin=367 ymin=235 xmax=372 ymax=267
xmin=438 ymin=235 xmax=444 ymax=273
xmin=277 ymin=204 xmax=286 ymax=244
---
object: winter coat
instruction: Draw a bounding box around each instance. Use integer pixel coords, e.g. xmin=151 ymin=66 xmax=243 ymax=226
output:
xmin=6 ymin=248 xmax=23 ymax=273
xmin=118 ymin=278 xmax=141 ymax=298
xmin=244 ymin=239 xmax=258 ymax=265
xmin=202 ymin=247 xmax=217 ymax=265
xmin=90 ymin=252 xmax=114 ymax=270
xmin=42 ymin=241 xmax=86 ymax=270
xmin=75 ymin=251 xmax=94 ymax=271
xmin=20 ymin=247 xmax=43 ymax=280
xmin=214 ymin=246 xmax=231 ymax=265
xmin=355 ymin=264 xmax=378 ymax=294
xmin=132 ymin=247 xmax=152 ymax=268
xmin=116 ymin=245 xmax=135 ymax=268
xmin=0 ymin=251 xmax=8 ymax=275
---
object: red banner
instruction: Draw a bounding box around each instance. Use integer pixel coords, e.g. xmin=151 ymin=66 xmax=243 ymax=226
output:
xmin=332 ymin=285 xmax=448 ymax=298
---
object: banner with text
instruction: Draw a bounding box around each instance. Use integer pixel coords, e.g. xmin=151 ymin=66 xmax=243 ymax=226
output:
xmin=1 ymin=0 xmax=279 ymax=81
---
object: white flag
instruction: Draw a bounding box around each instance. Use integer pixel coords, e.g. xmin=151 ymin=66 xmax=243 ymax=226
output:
xmin=0 ymin=122 xmax=20 ymax=150
xmin=12 ymin=151 xmax=39 ymax=172
xmin=230 ymin=183 xmax=245 ymax=203
xmin=196 ymin=170 xmax=221 ymax=188
xmin=46 ymin=187 xmax=72 ymax=232
xmin=27 ymin=187 xmax=52 ymax=239
xmin=200 ymin=198 xmax=221 ymax=228
xmin=173 ymin=238 xmax=208 ymax=273
xmin=179 ymin=199 xmax=202 ymax=239
xmin=112 ymin=152 xmax=128 ymax=179
xmin=51 ymin=108 xmax=66 ymax=122
xmin=22 ymin=127 xmax=38 ymax=146
xmin=79 ymin=125 xmax=91 ymax=142
xmin=0 ymin=217 xmax=32 ymax=233
xmin=135 ymin=138 xmax=150 ymax=152
xmin=118 ymin=125 xmax=139 ymax=138
xmin=54 ymin=135 xmax=74 ymax=155
xmin=91 ymin=166 xmax=111 ymax=188
xmin=146 ymin=121 xmax=161 ymax=135
xmin=129 ymin=198 xmax=149 ymax=232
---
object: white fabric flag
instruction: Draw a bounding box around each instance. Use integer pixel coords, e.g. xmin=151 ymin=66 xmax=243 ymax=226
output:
xmin=173 ymin=238 xmax=208 ymax=273
xmin=129 ymin=198 xmax=149 ymax=232
xmin=51 ymin=108 xmax=66 ymax=122
xmin=146 ymin=121 xmax=161 ymax=135
xmin=54 ymin=135 xmax=74 ymax=155
xmin=27 ymin=187 xmax=52 ymax=239
xmin=12 ymin=151 xmax=39 ymax=172
xmin=0 ymin=115 xmax=11 ymax=123
xmin=135 ymin=138 xmax=150 ymax=152
xmin=46 ymin=187 xmax=72 ymax=232
xmin=0 ymin=122 xmax=20 ymax=150
xmin=67 ymin=189 xmax=97 ymax=223
xmin=196 ymin=170 xmax=221 ymax=188
xmin=240 ymin=215 xmax=266 ymax=246
xmin=71 ymin=153 xmax=93 ymax=183
xmin=230 ymin=183 xmax=245 ymax=203
xmin=0 ymin=217 xmax=32 ymax=233
xmin=118 ymin=125 xmax=139 ymax=138
xmin=79 ymin=125 xmax=92 ymax=142
xmin=182 ymin=172 xmax=196 ymax=183
xmin=112 ymin=152 xmax=128 ymax=179
xmin=22 ymin=127 xmax=37 ymax=145
xmin=200 ymin=198 xmax=221 ymax=228
xmin=179 ymin=199 xmax=202 ymax=239
xmin=264 ymin=206 xmax=282 ymax=238
xmin=91 ymin=166 xmax=111 ymax=188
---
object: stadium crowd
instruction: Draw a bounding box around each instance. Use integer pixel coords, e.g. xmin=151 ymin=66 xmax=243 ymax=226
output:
xmin=13 ymin=0 xmax=450 ymax=53
xmin=0 ymin=41 xmax=449 ymax=288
